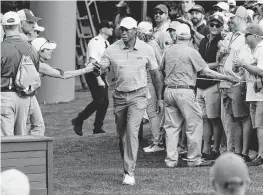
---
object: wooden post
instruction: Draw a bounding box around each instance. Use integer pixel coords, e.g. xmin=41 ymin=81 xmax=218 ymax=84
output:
xmin=1 ymin=136 xmax=54 ymax=195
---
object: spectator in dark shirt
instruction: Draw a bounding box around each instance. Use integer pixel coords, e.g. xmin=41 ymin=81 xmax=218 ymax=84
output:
xmin=197 ymin=14 xmax=224 ymax=160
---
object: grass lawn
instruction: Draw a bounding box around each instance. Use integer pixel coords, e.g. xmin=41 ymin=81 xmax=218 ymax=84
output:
xmin=42 ymin=89 xmax=263 ymax=195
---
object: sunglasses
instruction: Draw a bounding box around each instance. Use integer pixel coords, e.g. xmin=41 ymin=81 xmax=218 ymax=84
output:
xmin=214 ymin=7 xmax=223 ymax=12
xmin=245 ymin=33 xmax=253 ymax=38
xmin=154 ymin=11 xmax=164 ymax=15
xmin=209 ymin=23 xmax=222 ymax=28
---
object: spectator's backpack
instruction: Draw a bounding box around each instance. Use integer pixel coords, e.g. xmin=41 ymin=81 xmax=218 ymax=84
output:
xmin=12 ymin=43 xmax=41 ymax=97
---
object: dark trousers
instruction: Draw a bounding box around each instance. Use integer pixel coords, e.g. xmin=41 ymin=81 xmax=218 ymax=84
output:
xmin=77 ymin=73 xmax=109 ymax=129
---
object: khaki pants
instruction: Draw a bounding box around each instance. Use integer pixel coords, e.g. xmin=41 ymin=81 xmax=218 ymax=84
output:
xmin=113 ymin=88 xmax=148 ymax=176
xmin=26 ymin=96 xmax=45 ymax=136
xmin=146 ymin=83 xmax=162 ymax=144
xmin=221 ymin=86 xmax=250 ymax=152
xmin=1 ymin=92 xmax=31 ymax=136
xmin=163 ymin=88 xmax=203 ymax=167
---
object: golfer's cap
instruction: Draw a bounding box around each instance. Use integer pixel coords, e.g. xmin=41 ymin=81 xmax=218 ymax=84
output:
xmin=176 ymin=23 xmax=191 ymax=40
xmin=116 ymin=0 xmax=128 ymax=7
xmin=210 ymin=152 xmax=250 ymax=185
xmin=154 ymin=4 xmax=169 ymax=14
xmin=229 ymin=6 xmax=248 ymax=18
xmin=209 ymin=14 xmax=224 ymax=25
xmin=120 ymin=17 xmax=137 ymax=29
xmin=228 ymin=0 xmax=236 ymax=6
xmin=138 ymin=21 xmax=153 ymax=34
xmin=245 ymin=24 xmax=263 ymax=36
xmin=34 ymin=23 xmax=45 ymax=32
xmin=256 ymin=0 xmax=263 ymax=5
xmin=167 ymin=21 xmax=181 ymax=31
xmin=214 ymin=2 xmax=230 ymax=12
xmin=31 ymin=37 xmax=57 ymax=52
xmin=98 ymin=20 xmax=114 ymax=30
xmin=2 ymin=11 xmax=20 ymax=26
xmin=1 ymin=169 xmax=30 ymax=195
xmin=189 ymin=4 xmax=205 ymax=14
xmin=17 ymin=9 xmax=41 ymax=22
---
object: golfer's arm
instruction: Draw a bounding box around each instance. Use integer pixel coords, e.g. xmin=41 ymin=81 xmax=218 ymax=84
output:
xmin=150 ymin=69 xmax=163 ymax=100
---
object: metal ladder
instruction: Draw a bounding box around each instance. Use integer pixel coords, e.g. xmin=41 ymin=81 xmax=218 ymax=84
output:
xmin=75 ymin=0 xmax=101 ymax=89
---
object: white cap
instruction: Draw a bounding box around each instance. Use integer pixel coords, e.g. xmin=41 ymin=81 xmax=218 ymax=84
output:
xmin=257 ymin=0 xmax=263 ymax=4
xmin=1 ymin=169 xmax=30 ymax=195
xmin=31 ymin=37 xmax=57 ymax=52
xmin=2 ymin=11 xmax=20 ymax=26
xmin=120 ymin=17 xmax=137 ymax=29
xmin=214 ymin=2 xmax=230 ymax=12
xmin=176 ymin=23 xmax=191 ymax=40
xmin=247 ymin=9 xmax=254 ymax=20
xmin=138 ymin=21 xmax=153 ymax=34
xmin=228 ymin=0 xmax=236 ymax=6
xmin=34 ymin=23 xmax=45 ymax=32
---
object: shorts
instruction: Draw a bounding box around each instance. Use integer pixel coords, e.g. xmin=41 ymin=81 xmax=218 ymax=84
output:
xmin=250 ymin=101 xmax=263 ymax=129
xmin=221 ymin=85 xmax=250 ymax=118
xmin=197 ymin=84 xmax=221 ymax=119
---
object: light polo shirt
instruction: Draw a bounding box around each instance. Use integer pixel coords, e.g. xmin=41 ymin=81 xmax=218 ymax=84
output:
xmin=86 ymin=34 xmax=109 ymax=62
xmin=99 ymin=38 xmax=158 ymax=92
xmin=162 ymin=42 xmax=208 ymax=87
xmin=153 ymin=19 xmax=172 ymax=53
xmin=241 ymin=41 xmax=263 ymax=101
xmin=219 ymin=31 xmax=246 ymax=89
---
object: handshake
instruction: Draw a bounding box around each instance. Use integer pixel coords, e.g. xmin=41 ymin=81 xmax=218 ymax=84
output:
xmin=85 ymin=62 xmax=106 ymax=87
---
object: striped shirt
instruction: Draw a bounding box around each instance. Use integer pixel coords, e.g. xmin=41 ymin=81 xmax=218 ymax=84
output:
xmin=99 ymin=38 xmax=158 ymax=92
xmin=162 ymin=42 xmax=207 ymax=87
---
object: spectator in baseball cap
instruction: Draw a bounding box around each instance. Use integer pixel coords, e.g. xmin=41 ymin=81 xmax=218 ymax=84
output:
xmin=210 ymin=152 xmax=250 ymax=195
xmin=153 ymin=4 xmax=172 ymax=53
xmin=228 ymin=0 xmax=237 ymax=12
xmin=189 ymin=4 xmax=209 ymax=43
xmin=214 ymin=2 xmax=230 ymax=13
xmin=17 ymin=9 xmax=41 ymax=38
xmin=167 ymin=21 xmax=181 ymax=43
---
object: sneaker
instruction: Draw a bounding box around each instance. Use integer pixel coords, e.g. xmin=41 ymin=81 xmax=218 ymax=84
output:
xmin=122 ymin=174 xmax=135 ymax=185
xmin=187 ymin=158 xmax=204 ymax=167
xmin=93 ymin=129 xmax=106 ymax=134
xmin=202 ymin=153 xmax=209 ymax=160
xmin=177 ymin=146 xmax=187 ymax=154
xmin=241 ymin=154 xmax=251 ymax=162
xmin=72 ymin=118 xmax=83 ymax=136
xmin=143 ymin=144 xmax=165 ymax=153
xmin=247 ymin=155 xmax=263 ymax=166
xmin=206 ymin=151 xmax=220 ymax=161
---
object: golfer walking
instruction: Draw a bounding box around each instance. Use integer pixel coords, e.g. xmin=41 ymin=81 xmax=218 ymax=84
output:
xmin=91 ymin=17 xmax=163 ymax=185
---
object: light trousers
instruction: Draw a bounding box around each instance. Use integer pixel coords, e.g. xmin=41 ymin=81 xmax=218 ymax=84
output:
xmin=113 ymin=88 xmax=148 ymax=176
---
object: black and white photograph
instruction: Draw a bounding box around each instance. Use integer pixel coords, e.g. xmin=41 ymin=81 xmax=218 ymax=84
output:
xmin=1 ymin=0 xmax=263 ymax=194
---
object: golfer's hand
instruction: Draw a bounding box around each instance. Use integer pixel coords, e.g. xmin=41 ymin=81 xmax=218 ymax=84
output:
xmin=156 ymin=100 xmax=164 ymax=114
xmin=84 ymin=64 xmax=95 ymax=73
